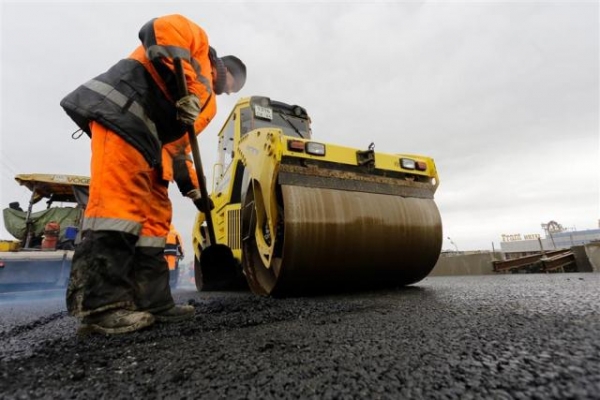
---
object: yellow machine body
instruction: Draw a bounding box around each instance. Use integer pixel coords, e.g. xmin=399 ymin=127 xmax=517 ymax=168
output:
xmin=192 ymin=96 xmax=442 ymax=295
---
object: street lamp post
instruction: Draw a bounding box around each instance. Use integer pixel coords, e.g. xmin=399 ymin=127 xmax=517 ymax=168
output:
xmin=447 ymin=236 xmax=459 ymax=252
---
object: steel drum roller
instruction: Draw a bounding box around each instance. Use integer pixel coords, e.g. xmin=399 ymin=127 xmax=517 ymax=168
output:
xmin=243 ymin=184 xmax=443 ymax=296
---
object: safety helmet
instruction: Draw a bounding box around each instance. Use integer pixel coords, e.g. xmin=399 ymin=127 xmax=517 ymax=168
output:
xmin=222 ymin=55 xmax=246 ymax=92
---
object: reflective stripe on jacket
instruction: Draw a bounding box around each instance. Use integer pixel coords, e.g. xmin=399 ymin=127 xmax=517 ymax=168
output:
xmin=60 ymin=14 xmax=216 ymax=169
xmin=82 ymin=122 xmax=172 ymax=243
xmin=166 ymin=225 xmax=184 ymax=256
xmin=164 ymin=225 xmax=183 ymax=270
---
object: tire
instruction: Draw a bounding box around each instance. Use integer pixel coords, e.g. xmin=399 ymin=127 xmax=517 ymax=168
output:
xmin=194 ymin=243 xmax=248 ymax=292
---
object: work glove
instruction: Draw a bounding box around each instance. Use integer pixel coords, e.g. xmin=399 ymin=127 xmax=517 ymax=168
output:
xmin=176 ymin=94 xmax=201 ymax=126
xmin=187 ymin=189 xmax=215 ymax=213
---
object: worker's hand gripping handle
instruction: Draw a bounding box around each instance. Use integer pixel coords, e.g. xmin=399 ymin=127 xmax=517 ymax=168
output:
xmin=173 ymin=58 xmax=217 ymax=246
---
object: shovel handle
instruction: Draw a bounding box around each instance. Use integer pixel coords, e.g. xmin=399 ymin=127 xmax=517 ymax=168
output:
xmin=173 ymin=58 xmax=217 ymax=246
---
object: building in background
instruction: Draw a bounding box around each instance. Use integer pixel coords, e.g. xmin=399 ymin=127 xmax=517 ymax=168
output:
xmin=500 ymin=220 xmax=600 ymax=259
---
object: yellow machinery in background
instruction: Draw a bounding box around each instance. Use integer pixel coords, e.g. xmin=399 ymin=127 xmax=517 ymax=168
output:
xmin=192 ymin=96 xmax=442 ymax=296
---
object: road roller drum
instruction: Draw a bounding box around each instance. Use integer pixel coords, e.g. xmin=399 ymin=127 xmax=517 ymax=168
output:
xmin=242 ymin=185 xmax=442 ymax=295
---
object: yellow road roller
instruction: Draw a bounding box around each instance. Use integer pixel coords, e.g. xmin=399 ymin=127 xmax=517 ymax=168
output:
xmin=192 ymin=96 xmax=442 ymax=296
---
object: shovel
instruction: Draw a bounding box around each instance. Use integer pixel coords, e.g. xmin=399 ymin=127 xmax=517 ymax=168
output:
xmin=173 ymin=58 xmax=238 ymax=289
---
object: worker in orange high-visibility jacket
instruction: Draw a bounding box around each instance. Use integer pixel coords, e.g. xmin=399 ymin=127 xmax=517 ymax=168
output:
xmin=164 ymin=224 xmax=184 ymax=272
xmin=60 ymin=14 xmax=246 ymax=335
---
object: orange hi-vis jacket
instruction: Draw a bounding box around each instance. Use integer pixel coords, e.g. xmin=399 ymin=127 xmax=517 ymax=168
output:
xmin=164 ymin=224 xmax=184 ymax=271
xmin=61 ymin=14 xmax=216 ymax=191
xmin=162 ymin=136 xmax=199 ymax=195
xmin=61 ymin=14 xmax=219 ymax=246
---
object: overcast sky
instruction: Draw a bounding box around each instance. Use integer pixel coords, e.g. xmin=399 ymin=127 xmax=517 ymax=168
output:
xmin=1 ymin=1 xmax=598 ymax=260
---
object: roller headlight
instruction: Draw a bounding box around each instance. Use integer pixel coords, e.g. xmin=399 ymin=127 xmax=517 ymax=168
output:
xmin=306 ymin=142 xmax=326 ymax=156
xmin=400 ymin=158 xmax=416 ymax=170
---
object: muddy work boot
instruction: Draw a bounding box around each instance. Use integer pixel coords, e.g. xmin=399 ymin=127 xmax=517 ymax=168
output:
xmin=152 ymin=304 xmax=195 ymax=323
xmin=78 ymin=309 xmax=155 ymax=335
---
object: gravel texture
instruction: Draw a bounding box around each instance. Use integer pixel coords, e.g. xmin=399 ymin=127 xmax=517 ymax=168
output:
xmin=1 ymin=273 xmax=599 ymax=399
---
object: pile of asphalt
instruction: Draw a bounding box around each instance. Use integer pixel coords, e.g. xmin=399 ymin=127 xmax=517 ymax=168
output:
xmin=1 ymin=274 xmax=599 ymax=399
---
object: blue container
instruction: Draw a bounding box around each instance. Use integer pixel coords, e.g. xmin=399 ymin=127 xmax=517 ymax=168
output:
xmin=64 ymin=226 xmax=78 ymax=241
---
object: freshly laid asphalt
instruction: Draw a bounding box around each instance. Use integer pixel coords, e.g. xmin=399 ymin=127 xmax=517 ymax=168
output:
xmin=0 ymin=273 xmax=599 ymax=399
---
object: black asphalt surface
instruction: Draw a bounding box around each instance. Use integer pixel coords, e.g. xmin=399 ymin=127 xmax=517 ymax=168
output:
xmin=1 ymin=273 xmax=599 ymax=399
